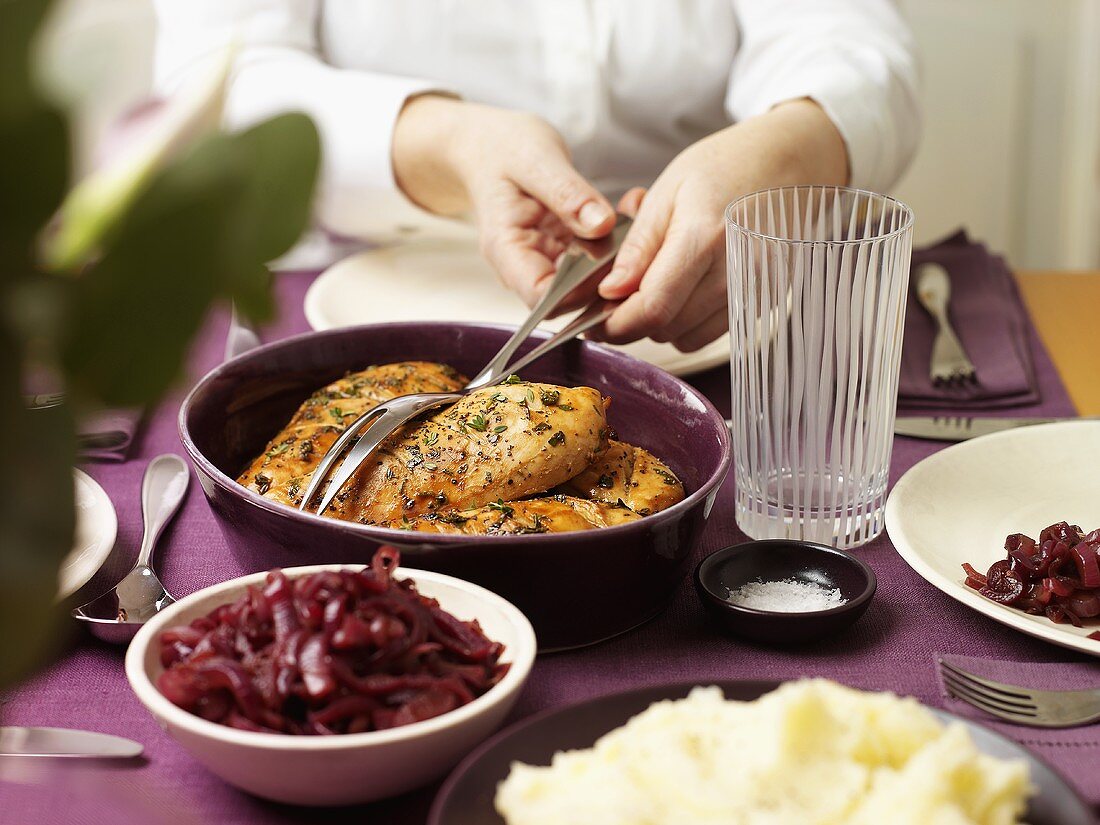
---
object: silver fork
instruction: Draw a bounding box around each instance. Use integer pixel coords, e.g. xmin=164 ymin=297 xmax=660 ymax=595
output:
xmin=299 ymin=215 xmax=633 ymax=516
xmin=915 ymin=263 xmax=977 ymax=385
xmin=938 ymin=657 xmax=1100 ymax=728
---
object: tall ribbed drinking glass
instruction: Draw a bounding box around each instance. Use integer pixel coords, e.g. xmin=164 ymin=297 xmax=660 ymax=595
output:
xmin=726 ymin=186 xmax=914 ymax=548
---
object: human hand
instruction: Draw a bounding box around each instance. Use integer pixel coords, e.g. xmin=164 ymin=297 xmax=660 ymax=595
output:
xmin=593 ymin=99 xmax=849 ymax=351
xmin=393 ymin=95 xmax=615 ymax=307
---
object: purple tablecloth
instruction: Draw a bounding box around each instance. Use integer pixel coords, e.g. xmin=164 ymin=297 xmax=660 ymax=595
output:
xmin=1 ymin=269 xmax=1094 ymax=824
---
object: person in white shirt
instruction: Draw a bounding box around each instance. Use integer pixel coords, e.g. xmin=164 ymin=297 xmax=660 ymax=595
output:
xmin=154 ymin=1 xmax=920 ymax=352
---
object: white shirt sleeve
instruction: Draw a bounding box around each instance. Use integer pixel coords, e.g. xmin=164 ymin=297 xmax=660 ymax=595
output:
xmin=727 ymin=0 xmax=921 ymax=192
xmin=152 ymin=0 xmax=461 ymax=241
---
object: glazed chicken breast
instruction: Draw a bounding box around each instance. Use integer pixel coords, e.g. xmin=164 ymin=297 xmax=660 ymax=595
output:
xmin=241 ymin=374 xmax=608 ymax=525
xmin=238 ymin=362 xmax=467 ymax=503
xmin=238 ymin=362 xmax=683 ymax=534
xmin=561 ymin=440 xmax=685 ymax=515
xmin=383 ymin=494 xmax=641 ymax=535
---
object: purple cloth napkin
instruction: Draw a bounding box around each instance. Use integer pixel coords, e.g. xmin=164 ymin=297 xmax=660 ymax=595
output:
xmin=936 ymin=652 xmax=1100 ymax=802
xmin=899 ymin=231 xmax=1040 ymax=410
xmin=78 ymin=408 xmax=142 ymax=462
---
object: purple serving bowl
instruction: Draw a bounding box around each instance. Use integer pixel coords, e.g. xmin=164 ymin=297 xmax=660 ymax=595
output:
xmin=178 ymin=322 xmax=731 ymax=650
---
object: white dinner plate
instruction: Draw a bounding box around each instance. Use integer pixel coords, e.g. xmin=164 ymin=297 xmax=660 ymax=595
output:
xmin=304 ymin=239 xmax=731 ymax=377
xmin=886 ymin=421 xmax=1100 ymax=657
xmin=60 ymin=469 xmax=117 ymax=600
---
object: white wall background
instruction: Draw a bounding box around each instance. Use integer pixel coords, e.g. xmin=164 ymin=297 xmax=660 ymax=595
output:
xmin=894 ymin=0 xmax=1100 ymax=268
xmin=38 ymin=0 xmax=1100 ymax=269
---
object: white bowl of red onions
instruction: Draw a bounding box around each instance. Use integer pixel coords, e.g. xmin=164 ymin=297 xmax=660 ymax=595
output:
xmin=125 ymin=549 xmax=536 ymax=806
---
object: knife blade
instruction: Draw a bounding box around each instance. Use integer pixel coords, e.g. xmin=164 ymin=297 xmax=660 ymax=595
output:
xmin=0 ymin=727 xmax=143 ymax=758
xmin=894 ymin=416 xmax=1094 ymax=442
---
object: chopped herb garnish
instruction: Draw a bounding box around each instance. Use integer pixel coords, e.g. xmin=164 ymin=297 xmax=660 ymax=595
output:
xmin=488 ymin=499 xmax=515 ymax=518
xmin=558 ymin=403 xmax=574 ymax=411
xmin=532 ymin=421 xmax=552 ymax=433
xmin=548 ymin=431 xmax=566 ymax=447
xmin=539 ymin=389 xmax=560 ymax=405
xmin=467 ymin=414 xmax=488 ymax=431
xmin=490 ymin=392 xmax=508 ymax=403
xmin=493 ymin=424 xmax=508 ymax=433
xmin=255 ymin=473 xmax=272 ymax=495
xmin=265 ymin=440 xmax=293 ymax=458
xmin=424 ymin=462 xmax=438 ymax=470
xmin=440 ymin=511 xmax=470 ymax=525
xmin=423 ymin=431 xmax=438 ymax=446
xmin=655 ymin=469 xmax=679 ymax=485
xmin=503 ymin=374 xmax=523 ymax=385
xmin=298 ymin=440 xmax=315 ymax=459
xmin=526 ymin=389 xmax=536 ymax=404
xmin=516 ymin=513 xmax=550 ymax=534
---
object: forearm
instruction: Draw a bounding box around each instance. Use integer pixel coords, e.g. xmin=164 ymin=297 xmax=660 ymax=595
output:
xmin=392 ymin=94 xmax=471 ymax=216
xmin=705 ymin=98 xmax=850 ymax=192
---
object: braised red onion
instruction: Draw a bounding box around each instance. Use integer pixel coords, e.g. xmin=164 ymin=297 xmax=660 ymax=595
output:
xmin=964 ymin=522 xmax=1100 ymax=628
xmin=156 ymin=547 xmax=508 ymax=735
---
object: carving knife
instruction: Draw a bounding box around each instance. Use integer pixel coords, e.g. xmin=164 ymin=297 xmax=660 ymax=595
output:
xmin=0 ymin=727 xmax=143 ymax=758
xmin=894 ymin=416 xmax=1096 ymax=442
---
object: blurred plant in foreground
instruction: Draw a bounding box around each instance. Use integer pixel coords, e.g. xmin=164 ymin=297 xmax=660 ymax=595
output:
xmin=0 ymin=0 xmax=320 ymax=688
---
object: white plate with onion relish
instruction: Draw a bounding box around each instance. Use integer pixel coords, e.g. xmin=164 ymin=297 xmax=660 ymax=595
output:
xmin=304 ymin=239 xmax=731 ymax=377
xmin=886 ymin=420 xmax=1100 ymax=658
xmin=60 ymin=469 xmax=117 ymax=600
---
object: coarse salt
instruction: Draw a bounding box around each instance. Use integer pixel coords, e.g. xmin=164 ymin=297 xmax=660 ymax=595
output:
xmin=726 ymin=578 xmax=845 ymax=612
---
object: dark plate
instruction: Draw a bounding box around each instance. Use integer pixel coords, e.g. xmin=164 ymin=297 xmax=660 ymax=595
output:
xmin=179 ymin=322 xmax=731 ymax=651
xmin=428 ymin=680 xmax=1093 ymax=825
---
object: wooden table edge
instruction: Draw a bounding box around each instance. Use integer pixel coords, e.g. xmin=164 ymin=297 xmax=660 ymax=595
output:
xmin=1016 ymin=270 xmax=1100 ymax=416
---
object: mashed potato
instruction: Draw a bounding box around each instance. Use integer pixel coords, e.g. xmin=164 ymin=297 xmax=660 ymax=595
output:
xmin=494 ymin=680 xmax=1031 ymax=825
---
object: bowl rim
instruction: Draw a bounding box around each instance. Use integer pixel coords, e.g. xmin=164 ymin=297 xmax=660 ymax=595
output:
xmin=124 ymin=563 xmax=537 ymax=751
xmin=694 ymin=539 xmax=878 ymax=618
xmin=177 ymin=321 xmax=732 ymax=544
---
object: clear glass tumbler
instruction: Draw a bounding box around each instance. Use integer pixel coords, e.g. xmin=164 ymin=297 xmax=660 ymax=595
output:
xmin=726 ymin=186 xmax=914 ymax=548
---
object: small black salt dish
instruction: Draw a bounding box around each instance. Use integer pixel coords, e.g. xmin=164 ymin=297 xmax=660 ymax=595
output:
xmin=694 ymin=540 xmax=877 ymax=645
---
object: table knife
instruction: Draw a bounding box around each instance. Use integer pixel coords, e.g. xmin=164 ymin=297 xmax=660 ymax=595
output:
xmin=0 ymin=727 xmax=143 ymax=758
xmin=894 ymin=415 xmax=1096 ymax=442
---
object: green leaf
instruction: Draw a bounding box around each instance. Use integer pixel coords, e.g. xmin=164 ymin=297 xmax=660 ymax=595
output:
xmin=59 ymin=116 xmax=320 ymax=407
xmin=44 ymin=53 xmax=232 ymax=272
xmin=231 ymin=114 xmax=321 ymax=266
xmin=0 ymin=327 xmax=75 ymax=688
xmin=0 ymin=101 xmax=69 ymax=276
xmin=59 ymin=137 xmax=243 ymax=405
xmin=0 ymin=0 xmax=54 ymax=113
xmin=222 ymin=114 xmax=319 ymax=321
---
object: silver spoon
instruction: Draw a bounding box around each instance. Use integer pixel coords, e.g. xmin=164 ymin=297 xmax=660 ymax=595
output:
xmin=71 ymin=454 xmax=189 ymax=644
